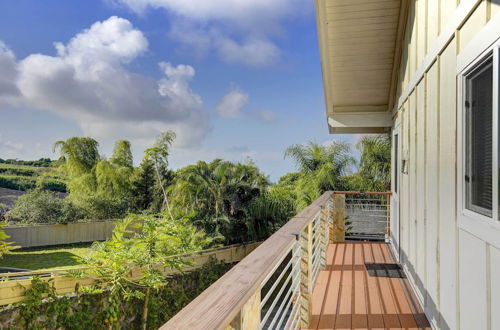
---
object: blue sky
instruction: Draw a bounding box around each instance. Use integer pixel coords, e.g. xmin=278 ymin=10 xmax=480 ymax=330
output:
xmin=0 ymin=0 xmax=354 ymax=181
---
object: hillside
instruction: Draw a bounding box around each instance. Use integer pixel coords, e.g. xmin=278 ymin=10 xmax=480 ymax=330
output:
xmin=0 ymin=163 xmax=66 ymax=193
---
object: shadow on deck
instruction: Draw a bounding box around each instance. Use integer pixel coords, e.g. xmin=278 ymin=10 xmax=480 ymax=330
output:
xmin=306 ymin=242 xmax=431 ymax=330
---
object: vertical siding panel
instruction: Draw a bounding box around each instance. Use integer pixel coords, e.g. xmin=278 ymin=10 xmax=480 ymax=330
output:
xmin=410 ymin=0 xmax=418 ymax=76
xmin=438 ymin=39 xmax=458 ymax=330
xmin=441 ymin=0 xmax=458 ymax=31
xmin=428 ymin=0 xmax=439 ymax=49
xmin=459 ymin=0 xmax=488 ymax=51
xmin=459 ymin=230 xmax=488 ymax=330
xmin=416 ymin=80 xmax=427 ymax=304
xmin=417 ymin=0 xmax=428 ymax=64
xmin=425 ymin=62 xmax=440 ymax=329
xmin=490 ymin=245 xmax=500 ymax=330
xmin=409 ymin=91 xmax=418 ymax=279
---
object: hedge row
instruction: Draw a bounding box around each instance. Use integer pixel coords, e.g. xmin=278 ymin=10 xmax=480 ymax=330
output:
xmin=0 ymin=175 xmax=67 ymax=192
xmin=0 ymin=166 xmax=38 ymax=177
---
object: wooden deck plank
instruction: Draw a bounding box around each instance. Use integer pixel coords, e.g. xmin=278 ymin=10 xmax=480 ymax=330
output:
xmin=307 ymin=242 xmax=430 ymax=330
xmin=310 ymin=270 xmax=331 ymax=329
xmin=370 ymin=244 xmax=402 ymax=329
xmin=326 ymin=243 xmax=337 ymax=267
xmin=318 ymin=269 xmax=341 ymax=329
xmin=335 ymin=244 xmax=353 ymax=329
xmin=377 ymin=245 xmax=419 ymax=329
xmin=352 ymin=245 xmax=368 ymax=330
xmin=318 ymin=243 xmax=341 ymax=330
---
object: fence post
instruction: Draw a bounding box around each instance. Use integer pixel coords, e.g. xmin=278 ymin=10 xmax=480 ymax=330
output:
xmin=226 ymin=290 xmax=261 ymax=330
xmin=332 ymin=194 xmax=345 ymax=242
xmin=299 ymin=222 xmax=313 ymax=328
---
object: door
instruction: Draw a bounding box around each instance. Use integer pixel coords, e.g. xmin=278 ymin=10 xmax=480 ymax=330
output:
xmin=391 ymin=126 xmax=401 ymax=260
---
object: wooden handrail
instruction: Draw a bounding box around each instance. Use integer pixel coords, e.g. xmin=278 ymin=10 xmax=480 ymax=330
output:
xmin=161 ymin=191 xmax=333 ymax=330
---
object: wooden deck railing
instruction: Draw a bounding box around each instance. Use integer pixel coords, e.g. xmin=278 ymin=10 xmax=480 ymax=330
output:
xmin=161 ymin=191 xmax=335 ymax=330
xmin=333 ymin=191 xmax=392 ymax=241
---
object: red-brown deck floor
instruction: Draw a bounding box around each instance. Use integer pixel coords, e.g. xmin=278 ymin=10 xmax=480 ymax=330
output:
xmin=306 ymin=242 xmax=431 ymax=330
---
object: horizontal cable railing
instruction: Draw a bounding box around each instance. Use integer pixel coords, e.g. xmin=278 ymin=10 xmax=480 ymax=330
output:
xmin=161 ymin=192 xmax=333 ymax=330
xmin=333 ymin=191 xmax=391 ymax=241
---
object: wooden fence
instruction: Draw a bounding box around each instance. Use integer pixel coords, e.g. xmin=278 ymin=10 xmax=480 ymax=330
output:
xmin=4 ymin=221 xmax=116 ymax=248
xmin=0 ymin=242 xmax=261 ymax=306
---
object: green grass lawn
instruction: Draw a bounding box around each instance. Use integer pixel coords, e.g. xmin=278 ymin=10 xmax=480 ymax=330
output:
xmin=0 ymin=243 xmax=93 ymax=271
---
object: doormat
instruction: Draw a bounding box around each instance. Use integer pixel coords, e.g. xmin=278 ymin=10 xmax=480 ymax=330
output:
xmin=364 ymin=263 xmax=405 ymax=278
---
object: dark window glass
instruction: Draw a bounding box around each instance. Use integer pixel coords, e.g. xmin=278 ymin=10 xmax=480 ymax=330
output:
xmin=465 ymin=57 xmax=493 ymax=217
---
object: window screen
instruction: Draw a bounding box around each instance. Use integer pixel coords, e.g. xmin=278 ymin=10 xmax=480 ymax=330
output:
xmin=465 ymin=57 xmax=493 ymax=217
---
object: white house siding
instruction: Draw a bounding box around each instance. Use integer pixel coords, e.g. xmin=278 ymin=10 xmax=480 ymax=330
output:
xmin=393 ymin=1 xmax=500 ymax=329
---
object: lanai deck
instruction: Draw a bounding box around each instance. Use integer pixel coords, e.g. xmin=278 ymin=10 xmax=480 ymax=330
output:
xmin=307 ymin=242 xmax=431 ymax=330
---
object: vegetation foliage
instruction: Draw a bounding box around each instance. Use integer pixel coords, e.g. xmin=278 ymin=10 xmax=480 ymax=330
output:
xmin=0 ymin=132 xmax=392 ymax=329
xmin=1 ymin=259 xmax=232 ymax=330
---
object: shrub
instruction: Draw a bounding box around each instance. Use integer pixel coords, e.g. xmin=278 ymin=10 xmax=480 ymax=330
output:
xmin=0 ymin=221 xmax=16 ymax=258
xmin=38 ymin=177 xmax=67 ymax=192
xmin=0 ymin=203 xmax=8 ymax=222
xmin=73 ymin=196 xmax=129 ymax=220
xmin=7 ymin=190 xmax=77 ymax=224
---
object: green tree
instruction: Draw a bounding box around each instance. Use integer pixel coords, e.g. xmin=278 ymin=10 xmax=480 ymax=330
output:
xmin=169 ymin=159 xmax=269 ymax=242
xmin=53 ymin=137 xmax=100 ymax=198
xmin=81 ymin=214 xmax=211 ymax=330
xmin=144 ymin=131 xmax=176 ymax=218
xmin=131 ymin=158 xmax=156 ymax=212
xmin=53 ymin=137 xmax=135 ymax=219
xmin=110 ymin=140 xmax=133 ymax=168
xmin=356 ymin=135 xmax=391 ymax=191
xmin=284 ymin=141 xmax=355 ymax=209
xmin=245 ymin=186 xmax=295 ymax=239
xmin=0 ymin=221 xmax=16 ymax=258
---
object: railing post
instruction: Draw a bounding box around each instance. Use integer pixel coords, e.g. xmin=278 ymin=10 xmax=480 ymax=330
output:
xmin=332 ymin=193 xmax=345 ymax=242
xmin=226 ymin=290 xmax=261 ymax=330
xmin=320 ymin=205 xmax=328 ymax=269
xmin=299 ymin=222 xmax=313 ymax=328
xmin=328 ymin=195 xmax=334 ymax=243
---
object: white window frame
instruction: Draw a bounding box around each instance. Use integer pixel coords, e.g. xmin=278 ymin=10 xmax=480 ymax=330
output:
xmin=457 ymin=42 xmax=500 ymax=249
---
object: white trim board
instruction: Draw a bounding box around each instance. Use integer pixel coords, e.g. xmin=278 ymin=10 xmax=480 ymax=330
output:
xmin=457 ymin=12 xmax=500 ymax=73
xmin=327 ymin=112 xmax=392 ymax=134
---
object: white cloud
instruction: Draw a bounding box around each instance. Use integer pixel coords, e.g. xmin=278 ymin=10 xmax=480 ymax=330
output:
xmin=0 ymin=134 xmax=24 ymax=153
xmin=0 ymin=17 xmax=209 ymax=148
xmin=0 ymin=42 xmax=19 ymax=99
xmin=112 ymin=0 xmax=310 ymax=67
xmin=111 ymin=0 xmax=301 ymax=23
xmin=215 ymin=36 xmax=279 ymax=67
xmin=216 ymin=88 xmax=248 ymax=118
xmin=255 ymin=110 xmax=277 ymax=122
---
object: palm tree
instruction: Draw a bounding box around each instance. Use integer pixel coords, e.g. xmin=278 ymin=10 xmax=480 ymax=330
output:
xmin=169 ymin=159 xmax=269 ymax=241
xmin=285 ymin=141 xmax=355 ymax=191
xmin=357 ymin=135 xmax=391 ymax=191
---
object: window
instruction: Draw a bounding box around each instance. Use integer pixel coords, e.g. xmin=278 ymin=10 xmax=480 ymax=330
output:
xmin=464 ymin=56 xmax=494 ymax=217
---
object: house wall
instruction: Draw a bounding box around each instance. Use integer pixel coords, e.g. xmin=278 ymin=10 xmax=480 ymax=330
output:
xmin=393 ymin=1 xmax=500 ymax=329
